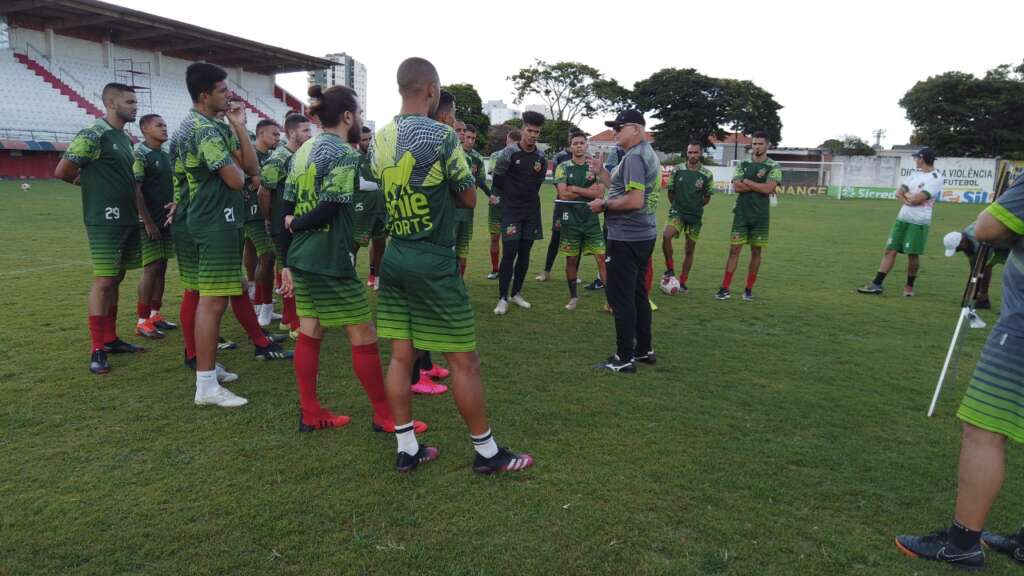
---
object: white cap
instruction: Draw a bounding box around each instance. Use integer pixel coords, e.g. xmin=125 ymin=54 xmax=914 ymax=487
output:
xmin=943 ymin=231 xmax=963 ymax=257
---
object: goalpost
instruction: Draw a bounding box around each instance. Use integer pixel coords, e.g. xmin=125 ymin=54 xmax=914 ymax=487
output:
xmin=727 ymin=160 xmax=846 ymax=200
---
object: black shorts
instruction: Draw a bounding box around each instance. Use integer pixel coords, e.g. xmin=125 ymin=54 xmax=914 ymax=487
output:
xmin=500 ymin=209 xmax=543 ymax=242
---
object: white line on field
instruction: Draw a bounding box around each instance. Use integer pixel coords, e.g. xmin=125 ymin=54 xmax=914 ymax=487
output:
xmin=0 ymin=260 xmax=91 ymax=277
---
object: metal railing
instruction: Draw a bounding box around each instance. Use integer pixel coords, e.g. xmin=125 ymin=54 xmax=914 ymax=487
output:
xmin=24 ymin=41 xmax=50 ymax=70
xmin=0 ymin=126 xmax=78 ymax=143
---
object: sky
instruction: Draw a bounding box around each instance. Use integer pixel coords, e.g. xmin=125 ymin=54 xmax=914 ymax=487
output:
xmin=112 ymin=0 xmax=1023 ymax=149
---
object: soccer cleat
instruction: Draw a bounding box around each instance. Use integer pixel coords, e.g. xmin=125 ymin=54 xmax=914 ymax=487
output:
xmin=743 ymin=289 xmax=755 ymax=302
xmin=857 ymin=283 xmax=883 ymax=295
xmin=904 ymin=285 xmax=915 ymax=297
xmin=89 ymin=350 xmax=110 ymax=374
xmin=262 ymin=329 xmax=288 ymax=344
xmin=535 ymin=271 xmax=549 ymax=282
xmin=511 ymin=294 xmax=531 ymax=309
xmin=411 ymin=375 xmax=448 ymax=395
xmin=894 ymin=529 xmax=984 ymax=569
xmin=422 ymin=364 xmax=450 ymax=380
xmin=473 ymin=447 xmax=535 ymax=475
xmin=215 ymin=363 xmax=239 ymax=384
xmin=649 ymin=298 xmax=658 ymax=311
xmin=634 ymin=350 xmax=657 ymax=365
xmin=217 ymin=337 xmax=238 ymax=351
xmin=366 ymin=274 xmax=377 ymax=288
xmin=372 ymin=418 xmax=429 ymax=434
xmin=104 ymin=338 xmax=145 ymax=354
xmin=298 ymin=409 xmax=351 ymax=432
xmin=565 ymin=298 xmax=578 ymax=311
xmin=151 ymin=314 xmax=177 ymax=330
xmin=715 ymin=288 xmax=731 ymax=300
xmin=184 ymin=350 xmax=197 ymax=370
xmin=486 ymin=271 xmax=498 ymax=280
xmin=396 ymin=444 xmax=440 ymax=473
xmin=136 ymin=319 xmax=166 ymax=339
xmin=254 ymin=342 xmax=293 ymax=361
xmin=194 ymin=385 xmax=248 ymax=408
xmin=584 ymin=278 xmax=604 ymax=290
xmin=679 ymin=280 xmax=689 ymax=295
xmin=594 ymin=354 xmax=637 ymax=374
xmin=494 ymin=299 xmax=508 ymax=315
xmin=981 ymin=530 xmax=1024 ymax=564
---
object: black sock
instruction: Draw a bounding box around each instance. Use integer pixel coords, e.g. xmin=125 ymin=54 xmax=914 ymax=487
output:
xmin=907 ymin=275 xmax=917 ymax=288
xmin=568 ymin=280 xmax=578 ymax=298
xmin=949 ymin=520 xmax=981 ymax=550
xmin=370 ymin=264 xmax=376 ymax=276
xmin=872 ymin=271 xmax=887 ymax=286
xmin=421 ymin=351 xmax=433 ymax=371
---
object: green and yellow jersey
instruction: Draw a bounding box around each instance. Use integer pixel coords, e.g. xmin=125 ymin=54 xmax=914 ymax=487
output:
xmin=64 ymin=118 xmax=137 ymax=226
xmin=133 ymin=142 xmax=174 ymax=228
xmin=668 ymin=164 xmax=715 ymax=223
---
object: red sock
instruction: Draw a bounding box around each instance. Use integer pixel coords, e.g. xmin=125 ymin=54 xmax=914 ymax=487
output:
xmin=253 ymin=284 xmax=265 ymax=307
xmin=151 ymin=300 xmax=162 ymax=314
xmin=351 ymin=342 xmax=390 ymax=421
xmin=180 ymin=290 xmax=199 ymax=360
xmin=665 ymin=258 xmax=674 ymax=272
xmin=88 ymin=315 xmax=106 ymax=352
xmin=680 ymin=274 xmax=688 ymax=284
xmin=261 ymin=280 xmax=274 ymax=305
xmin=490 ymin=250 xmax=499 ymax=272
xmin=137 ymin=302 xmax=151 ymax=322
xmin=294 ymin=333 xmax=322 ymax=416
xmin=722 ymin=271 xmax=735 ymax=289
xmin=644 ymin=258 xmax=653 ymax=293
xmin=104 ymin=305 xmax=118 ymax=343
xmin=230 ymin=294 xmax=271 ymax=347
xmin=275 ymin=268 xmax=282 ymax=290
xmin=746 ymin=272 xmax=758 ymax=291
xmin=459 ymin=261 xmax=466 ymax=276
xmin=282 ymin=295 xmax=298 ymax=329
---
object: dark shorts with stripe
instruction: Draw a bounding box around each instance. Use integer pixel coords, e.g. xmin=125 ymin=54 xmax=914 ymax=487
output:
xmin=501 ymin=209 xmax=544 ymax=242
xmin=958 ymin=327 xmax=1024 ymax=443
xmin=377 ymin=239 xmax=475 ymax=352
xmin=193 ymin=228 xmax=243 ymax=297
xmin=292 ymin=268 xmax=371 ymax=327
xmin=86 ymin=225 xmax=141 ymax=277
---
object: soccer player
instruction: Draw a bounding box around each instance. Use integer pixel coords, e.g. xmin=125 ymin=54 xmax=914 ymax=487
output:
xmin=55 ymin=82 xmax=145 ymax=374
xmin=858 ymin=147 xmax=941 ymax=297
xmin=492 ymin=111 xmax=547 ymax=315
xmin=943 ymin=224 xmax=1011 ymax=310
xmin=369 ymin=57 xmax=533 ymax=474
xmin=537 ymin=144 xmax=573 ymax=282
xmin=663 ymin=141 xmax=715 ymax=294
xmin=716 ymin=131 xmax=780 ymax=302
xmin=588 ymin=110 xmax=660 ymax=373
xmin=555 ymin=131 xmax=606 ymax=310
xmin=485 ymin=129 xmax=521 ymax=280
xmin=260 ymin=113 xmax=312 ymax=335
xmin=244 ymin=119 xmax=280 ymax=327
xmin=132 ymin=113 xmax=177 ymax=339
xmin=893 ymin=175 xmax=1024 ymax=570
xmin=278 ymin=85 xmax=427 ymax=434
xmin=458 ymin=123 xmax=491 ymax=276
xmin=352 ymin=126 xmax=387 ymax=290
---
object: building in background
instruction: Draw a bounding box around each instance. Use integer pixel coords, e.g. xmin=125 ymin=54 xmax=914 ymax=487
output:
xmin=482 ymin=99 xmax=520 ymax=125
xmin=309 ymin=52 xmax=367 ymax=118
xmin=524 ymin=104 xmax=552 ymax=119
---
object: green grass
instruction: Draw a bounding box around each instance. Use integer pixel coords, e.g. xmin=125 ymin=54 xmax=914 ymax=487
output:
xmin=0 ymin=179 xmax=1018 ymax=575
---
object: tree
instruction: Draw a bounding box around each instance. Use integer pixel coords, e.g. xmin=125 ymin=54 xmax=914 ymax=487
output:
xmin=540 ymin=119 xmax=580 ymax=155
xmin=443 ymin=83 xmax=490 ymax=152
xmin=720 ymin=79 xmax=783 ymax=144
xmin=899 ymin=62 xmax=1024 ymax=157
xmin=819 ymin=135 xmax=875 ymax=156
xmin=509 ymin=60 xmax=626 ymax=125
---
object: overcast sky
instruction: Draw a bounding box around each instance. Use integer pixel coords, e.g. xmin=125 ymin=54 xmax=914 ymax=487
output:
xmin=113 ymin=0 xmax=1022 ymax=148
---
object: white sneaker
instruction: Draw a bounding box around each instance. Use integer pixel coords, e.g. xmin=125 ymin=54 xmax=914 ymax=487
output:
xmin=257 ymin=304 xmax=273 ymax=327
xmin=215 ymin=363 xmax=239 ymax=384
xmin=565 ymin=298 xmax=578 ymax=311
xmin=494 ymin=299 xmax=509 ymax=315
xmin=195 ymin=385 xmax=248 ymax=408
xmin=511 ymin=294 xmax=531 ymax=309
xmin=535 ymin=271 xmax=549 ymax=282
xmin=270 ymin=310 xmax=282 ymax=321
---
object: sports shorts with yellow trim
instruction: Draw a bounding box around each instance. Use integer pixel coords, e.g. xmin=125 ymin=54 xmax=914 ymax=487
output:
xmin=140 ymin=225 xmax=175 ymax=267
xmin=667 ymin=212 xmax=703 ymax=242
xmin=729 ymin=213 xmax=769 ymax=247
xmin=193 ymin=228 xmax=243 ymax=297
xmin=172 ymin=221 xmax=199 ymax=291
xmin=243 ymin=220 xmax=274 ymax=257
xmin=560 ymin=220 xmax=606 ymax=257
xmin=86 ymin=225 xmax=141 ymax=277
xmin=488 ymin=203 xmax=503 ymax=236
xmin=292 ymin=268 xmax=371 ymax=327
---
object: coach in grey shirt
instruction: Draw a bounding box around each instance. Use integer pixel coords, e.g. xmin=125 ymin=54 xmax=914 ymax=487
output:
xmin=588 ymin=109 xmax=661 ymax=373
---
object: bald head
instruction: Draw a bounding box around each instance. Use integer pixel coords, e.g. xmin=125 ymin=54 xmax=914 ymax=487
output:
xmin=397 ymin=57 xmax=439 ymax=98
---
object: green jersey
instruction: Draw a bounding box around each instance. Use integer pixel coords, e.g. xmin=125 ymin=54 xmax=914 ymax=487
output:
xmin=244 ymin=147 xmax=272 ymax=222
xmin=553 ymin=159 xmax=600 ymax=227
xmin=64 ymin=118 xmax=137 ymax=226
xmin=454 ymin=148 xmax=488 ymax=223
xmin=732 ymin=158 xmax=781 ymax=222
xmin=261 ymin=145 xmax=295 ymax=236
xmin=368 ymin=115 xmax=474 ymax=247
xmin=284 ymin=132 xmax=358 ymax=278
xmin=668 ymin=164 xmax=715 ymax=222
xmin=178 ymin=110 xmax=243 ymax=233
xmin=132 ymin=142 xmax=174 ymax=228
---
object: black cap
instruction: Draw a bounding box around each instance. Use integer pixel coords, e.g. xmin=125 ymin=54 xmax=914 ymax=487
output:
xmin=604 ymin=109 xmax=645 ymax=129
xmin=912 ymin=147 xmax=936 ymax=163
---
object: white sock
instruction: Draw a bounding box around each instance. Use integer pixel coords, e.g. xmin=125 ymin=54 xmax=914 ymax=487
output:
xmin=137 ymin=318 xmax=146 ymax=325
xmin=149 ymin=310 xmax=159 ymax=318
xmin=257 ymin=304 xmax=272 ymax=326
xmin=196 ymin=370 xmax=218 ymax=395
xmin=472 ymin=429 xmax=499 ymax=459
xmin=395 ymin=422 xmax=419 ymax=455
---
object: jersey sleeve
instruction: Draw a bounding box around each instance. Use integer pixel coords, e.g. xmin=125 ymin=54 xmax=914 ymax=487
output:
xmin=197 ymin=125 xmax=233 ymax=172
xmin=261 ymin=155 xmax=284 ymax=190
xmin=132 ymin=145 xmax=147 ymax=183
xmin=986 ymin=179 xmax=1024 ymax=235
xmin=491 ymin=146 xmax=512 ymax=176
xmin=553 ymin=161 xmax=568 ymax=185
xmin=667 ymin=167 xmax=678 ymax=192
xmin=622 ymin=154 xmax=647 ymax=192
xmin=443 ymin=129 xmax=474 ymax=193
xmin=702 ymin=168 xmax=715 ymax=195
xmin=767 ymin=161 xmax=783 ymax=184
xmin=64 ymin=127 xmax=101 ymax=167
xmin=321 ymin=154 xmax=357 ymax=204
xmin=921 ymin=173 xmax=942 ymax=199
xmin=472 ymin=153 xmax=490 ymax=193
xmin=732 ymin=162 xmax=746 ymax=181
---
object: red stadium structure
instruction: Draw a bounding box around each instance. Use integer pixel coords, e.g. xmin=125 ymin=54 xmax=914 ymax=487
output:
xmin=0 ymin=0 xmax=331 ymax=178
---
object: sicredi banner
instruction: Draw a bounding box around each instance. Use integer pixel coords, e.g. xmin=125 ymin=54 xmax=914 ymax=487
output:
xmin=899 ymin=157 xmax=996 ymax=204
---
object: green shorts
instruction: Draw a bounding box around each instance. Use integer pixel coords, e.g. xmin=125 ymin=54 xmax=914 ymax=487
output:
xmin=377 ymin=239 xmax=475 ymax=353
xmin=86 ymin=225 xmax=141 ymax=277
xmin=243 ymin=220 xmax=274 ymax=257
xmin=172 ymin=222 xmax=199 ymax=291
xmin=667 ymin=214 xmax=702 ymax=242
xmin=292 ymin=268 xmax=371 ymax=327
xmin=140 ymin=226 xmax=175 ymax=267
xmin=957 ymin=328 xmax=1024 ymax=443
xmin=353 ymin=212 xmax=387 ymax=248
xmin=193 ymin=228 xmax=243 ymax=297
xmin=886 ymin=220 xmax=929 ymax=255
xmin=560 ymin=220 xmax=606 ymax=257
xmin=271 ymin=233 xmax=288 ymax=261
xmin=455 ymin=219 xmax=474 ymax=259
xmin=488 ymin=203 xmax=502 ymax=236
xmin=730 ymin=213 xmax=769 ymax=247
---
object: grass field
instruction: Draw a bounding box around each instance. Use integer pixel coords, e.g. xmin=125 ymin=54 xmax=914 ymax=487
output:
xmin=0 ymin=179 xmax=1019 ymax=575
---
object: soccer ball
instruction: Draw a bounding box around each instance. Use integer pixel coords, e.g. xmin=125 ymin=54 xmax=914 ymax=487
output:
xmin=20 ymin=182 xmax=31 ymax=192
xmin=659 ymin=275 xmax=680 ymax=295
